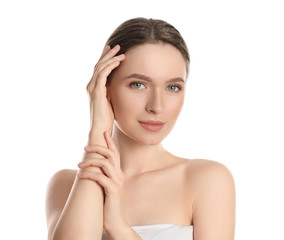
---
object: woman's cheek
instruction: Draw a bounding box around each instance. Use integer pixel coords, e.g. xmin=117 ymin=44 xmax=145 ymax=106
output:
xmin=166 ymin=97 xmax=184 ymax=123
xmin=112 ymin=92 xmax=137 ymax=119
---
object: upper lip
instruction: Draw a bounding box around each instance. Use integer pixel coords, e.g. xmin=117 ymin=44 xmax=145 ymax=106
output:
xmin=138 ymin=120 xmax=165 ymax=125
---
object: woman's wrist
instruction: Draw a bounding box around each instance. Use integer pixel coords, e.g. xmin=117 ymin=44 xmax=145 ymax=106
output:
xmin=88 ymin=127 xmax=108 ymax=146
xmin=79 ymin=128 xmax=109 ymax=170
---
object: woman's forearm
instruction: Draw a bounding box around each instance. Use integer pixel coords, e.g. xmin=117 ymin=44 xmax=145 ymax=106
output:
xmin=53 ymin=128 xmax=107 ymax=240
xmin=107 ymin=225 xmax=143 ymax=240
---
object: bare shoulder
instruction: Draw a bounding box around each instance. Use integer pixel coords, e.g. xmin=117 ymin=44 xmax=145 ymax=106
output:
xmin=183 ymin=158 xmax=235 ymax=197
xmin=184 ymin=158 xmax=234 ymax=180
xmin=47 ymin=169 xmax=77 ymax=188
xmin=45 ymin=169 xmax=77 ymax=236
xmin=46 ymin=169 xmax=77 ymax=208
xmin=182 ymin=158 xmax=236 ymax=239
xmin=46 ymin=169 xmax=77 ymax=203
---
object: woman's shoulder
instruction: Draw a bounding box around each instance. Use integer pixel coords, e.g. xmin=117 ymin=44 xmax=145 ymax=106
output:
xmin=184 ymin=159 xmax=235 ymax=180
xmin=169 ymin=153 xmax=231 ymax=175
xmin=183 ymin=158 xmax=232 ymax=173
xmin=46 ymin=169 xmax=78 ymax=200
xmin=179 ymin=157 xmax=235 ymax=197
xmin=48 ymin=168 xmax=77 ymax=184
xmin=182 ymin=158 xmax=236 ymax=237
xmin=45 ymin=169 xmax=78 ymax=234
xmin=170 ymin=156 xmax=234 ymax=188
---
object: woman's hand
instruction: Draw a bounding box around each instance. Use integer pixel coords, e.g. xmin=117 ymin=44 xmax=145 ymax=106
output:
xmin=86 ymin=45 xmax=125 ymax=134
xmin=77 ymin=131 xmax=128 ymax=232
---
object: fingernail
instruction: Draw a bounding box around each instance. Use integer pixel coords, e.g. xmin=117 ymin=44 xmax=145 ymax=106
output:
xmin=119 ymin=54 xmax=125 ymax=59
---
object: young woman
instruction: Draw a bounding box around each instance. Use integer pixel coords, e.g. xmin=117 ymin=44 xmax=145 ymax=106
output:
xmin=45 ymin=17 xmax=236 ymax=240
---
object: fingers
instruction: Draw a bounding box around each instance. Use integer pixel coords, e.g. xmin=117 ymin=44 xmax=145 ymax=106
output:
xmin=84 ymin=144 xmax=114 ymax=159
xmin=78 ymin=158 xmax=118 ymax=180
xmin=87 ymin=54 xmax=124 ymax=94
xmin=78 ymin=137 xmax=124 ymax=196
xmin=99 ymin=44 xmax=121 ymax=64
xmin=84 ymin=144 xmax=118 ymax=167
xmin=77 ymin=165 xmax=123 ymax=196
xmin=77 ymin=171 xmax=114 ymax=193
xmin=94 ymin=57 xmax=124 ymax=90
xmin=95 ymin=49 xmax=125 ymax=75
xmin=98 ymin=54 xmax=125 ymax=72
xmin=104 ymin=131 xmax=116 ymax=151
xmin=77 ymin=157 xmax=123 ymax=195
xmin=104 ymin=131 xmax=121 ymax=168
xmin=87 ymin=45 xmax=125 ymax=93
xmin=99 ymin=45 xmax=111 ymax=60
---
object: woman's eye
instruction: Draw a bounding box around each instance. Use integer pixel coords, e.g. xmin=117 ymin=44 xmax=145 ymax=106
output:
xmin=130 ymin=82 xmax=145 ymax=89
xmin=129 ymin=82 xmax=182 ymax=92
xmin=168 ymin=85 xmax=182 ymax=92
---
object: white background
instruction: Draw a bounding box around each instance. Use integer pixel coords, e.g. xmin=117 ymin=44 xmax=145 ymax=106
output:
xmin=0 ymin=0 xmax=283 ymax=239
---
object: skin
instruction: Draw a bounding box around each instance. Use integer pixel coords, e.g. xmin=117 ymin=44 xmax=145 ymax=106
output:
xmin=46 ymin=43 xmax=236 ymax=240
xmin=106 ymin=43 xmax=188 ymax=178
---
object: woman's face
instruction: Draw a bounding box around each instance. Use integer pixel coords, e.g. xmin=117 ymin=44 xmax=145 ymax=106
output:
xmin=107 ymin=43 xmax=187 ymax=145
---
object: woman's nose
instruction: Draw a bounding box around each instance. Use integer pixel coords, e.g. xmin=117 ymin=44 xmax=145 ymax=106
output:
xmin=145 ymin=89 xmax=163 ymax=114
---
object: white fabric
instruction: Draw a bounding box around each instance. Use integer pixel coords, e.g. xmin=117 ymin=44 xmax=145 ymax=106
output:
xmin=102 ymin=223 xmax=193 ymax=240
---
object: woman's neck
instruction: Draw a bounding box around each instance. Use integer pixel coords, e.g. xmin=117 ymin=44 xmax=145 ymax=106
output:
xmin=112 ymin=125 xmax=168 ymax=179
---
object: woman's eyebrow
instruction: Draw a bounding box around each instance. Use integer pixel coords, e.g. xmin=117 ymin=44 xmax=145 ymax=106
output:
xmin=125 ymin=73 xmax=185 ymax=83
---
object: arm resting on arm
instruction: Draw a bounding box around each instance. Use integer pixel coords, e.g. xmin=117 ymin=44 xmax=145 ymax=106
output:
xmin=46 ymin=130 xmax=107 ymax=240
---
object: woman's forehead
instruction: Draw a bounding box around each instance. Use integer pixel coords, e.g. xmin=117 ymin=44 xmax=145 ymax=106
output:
xmin=118 ymin=43 xmax=187 ymax=80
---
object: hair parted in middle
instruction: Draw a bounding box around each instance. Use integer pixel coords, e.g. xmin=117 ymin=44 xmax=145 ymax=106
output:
xmin=105 ymin=17 xmax=190 ymax=85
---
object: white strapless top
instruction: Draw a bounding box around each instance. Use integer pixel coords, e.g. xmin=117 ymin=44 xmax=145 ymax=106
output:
xmin=102 ymin=223 xmax=193 ymax=240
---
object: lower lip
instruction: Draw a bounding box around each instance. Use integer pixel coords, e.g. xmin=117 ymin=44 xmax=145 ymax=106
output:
xmin=139 ymin=122 xmax=165 ymax=132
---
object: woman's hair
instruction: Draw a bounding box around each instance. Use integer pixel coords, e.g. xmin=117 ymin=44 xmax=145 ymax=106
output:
xmin=105 ymin=17 xmax=190 ymax=85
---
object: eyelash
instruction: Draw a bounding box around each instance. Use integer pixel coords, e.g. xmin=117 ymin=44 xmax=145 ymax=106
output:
xmin=129 ymin=81 xmax=183 ymax=92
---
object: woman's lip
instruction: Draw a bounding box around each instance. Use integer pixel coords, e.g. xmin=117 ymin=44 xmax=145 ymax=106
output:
xmin=138 ymin=120 xmax=165 ymax=125
xmin=138 ymin=121 xmax=165 ymax=132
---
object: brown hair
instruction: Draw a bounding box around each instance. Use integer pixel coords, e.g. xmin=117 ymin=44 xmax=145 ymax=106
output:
xmin=105 ymin=17 xmax=190 ymax=84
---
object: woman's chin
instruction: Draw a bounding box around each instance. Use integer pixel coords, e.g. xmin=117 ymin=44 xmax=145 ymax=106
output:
xmin=126 ymin=129 xmax=168 ymax=146
xmin=114 ymin=121 xmax=173 ymax=146
xmin=137 ymin=137 xmax=163 ymax=146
